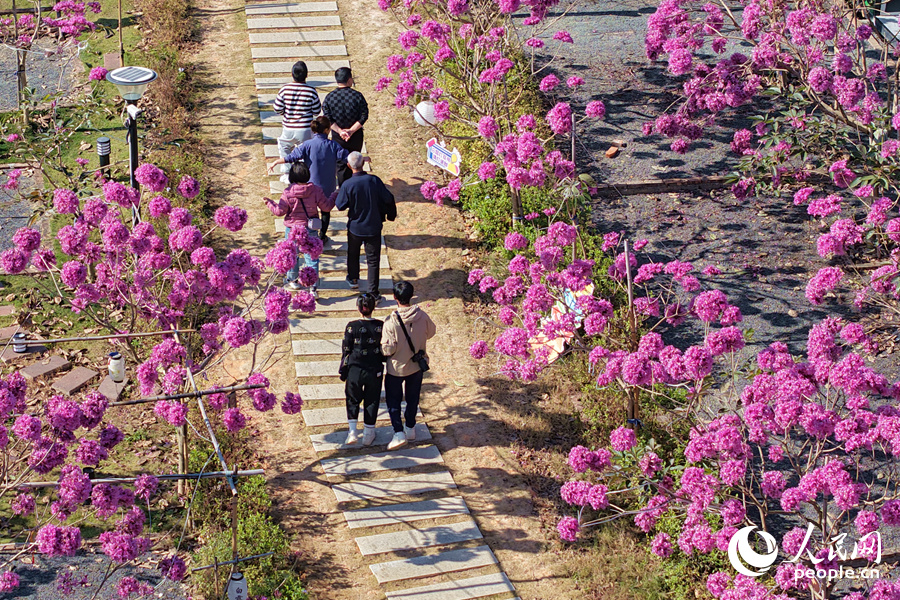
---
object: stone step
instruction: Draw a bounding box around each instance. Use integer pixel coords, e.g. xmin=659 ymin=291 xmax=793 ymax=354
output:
xmin=249 ymin=30 xmax=344 ymax=44
xmin=52 ymin=366 xmax=99 ymax=396
xmin=295 ymin=359 xmax=342 ymax=377
xmin=289 ymin=312 xmax=383 ymax=336
xmin=344 ymin=496 xmax=469 ymax=529
xmin=355 ymin=519 xmax=483 ymax=556
xmin=257 ymin=76 xmax=336 ymax=90
xmin=369 ymin=545 xmax=498 ymax=584
xmin=246 ymin=15 xmax=341 ymax=29
xmin=251 ymin=45 xmax=347 ymax=59
xmin=317 ymin=277 xmax=394 ymax=292
xmin=313 ymin=295 xmax=397 ymax=312
xmin=319 ymin=253 xmax=390 ymax=273
xmin=332 ymin=470 xmax=457 ymax=503
xmin=273 ymin=217 xmax=348 ymax=232
xmin=253 ymin=59 xmax=350 ymax=74
xmin=384 ymin=572 xmax=516 ymax=600
xmin=319 ymin=444 xmax=443 ymax=477
xmin=292 ymin=338 xmax=342 ymax=356
xmin=261 ymin=126 xmax=282 ymax=140
xmin=298 ymin=382 xmax=386 ymax=401
xmin=97 ymin=376 xmax=128 ymax=401
xmin=245 ymin=1 xmax=337 ymax=15
xmin=20 ymin=355 xmax=70 ymax=381
xmin=310 ymin=423 xmax=430 ymax=452
xmin=301 ymin=403 xmax=420 ymax=427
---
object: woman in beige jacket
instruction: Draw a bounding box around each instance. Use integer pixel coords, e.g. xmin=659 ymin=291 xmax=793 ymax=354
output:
xmin=381 ymin=280 xmax=436 ymax=450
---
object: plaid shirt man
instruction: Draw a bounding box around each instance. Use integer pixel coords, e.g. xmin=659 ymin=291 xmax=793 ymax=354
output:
xmin=323 ymin=87 xmax=368 ymax=130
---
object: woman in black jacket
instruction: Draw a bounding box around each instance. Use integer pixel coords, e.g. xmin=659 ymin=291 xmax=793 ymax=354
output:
xmin=340 ymin=293 xmax=384 ymax=445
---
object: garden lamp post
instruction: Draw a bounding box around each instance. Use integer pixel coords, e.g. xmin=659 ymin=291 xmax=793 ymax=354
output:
xmin=106 ymin=66 xmax=157 ymax=223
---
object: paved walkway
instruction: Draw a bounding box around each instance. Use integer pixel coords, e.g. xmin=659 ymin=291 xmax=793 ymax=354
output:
xmin=243 ymin=2 xmax=520 ymax=598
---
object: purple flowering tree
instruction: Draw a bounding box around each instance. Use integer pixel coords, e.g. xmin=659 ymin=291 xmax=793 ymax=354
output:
xmin=642 ymin=0 xmax=900 ymax=319
xmin=468 ymin=217 xmax=900 ymax=597
xmin=0 ymin=162 xmax=313 ymax=594
xmin=0 ymin=370 xmax=187 ymax=595
xmin=0 ymin=0 xmax=102 ymax=123
xmin=2 ymin=161 xmax=315 ymax=428
xmin=374 ymin=0 xmax=607 ymax=220
xmin=1 ymin=47 xmax=119 ymax=200
xmin=556 ymin=315 xmax=900 ymax=600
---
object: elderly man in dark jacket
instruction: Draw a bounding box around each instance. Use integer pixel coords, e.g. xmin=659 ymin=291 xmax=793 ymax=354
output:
xmin=335 ymin=152 xmax=397 ymax=302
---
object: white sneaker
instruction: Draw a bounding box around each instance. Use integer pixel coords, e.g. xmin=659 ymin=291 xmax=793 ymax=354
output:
xmin=361 ymin=427 xmax=377 ymax=446
xmin=404 ymin=425 xmax=416 ymax=441
xmin=345 ymin=427 xmax=360 ymax=445
xmin=285 ymin=281 xmax=302 ymax=291
xmin=387 ymin=432 xmax=408 ymax=450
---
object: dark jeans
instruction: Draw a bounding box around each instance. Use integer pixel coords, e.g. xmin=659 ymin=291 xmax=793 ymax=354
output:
xmin=319 ymin=211 xmax=331 ymax=240
xmin=332 ymin=128 xmax=364 ymax=187
xmin=384 ymin=371 xmax=423 ymax=433
xmin=347 ymin=230 xmax=381 ymax=294
xmin=345 ymin=365 xmax=383 ymax=425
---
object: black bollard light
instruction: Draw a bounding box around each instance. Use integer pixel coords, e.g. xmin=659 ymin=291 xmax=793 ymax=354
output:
xmin=96 ymin=136 xmax=111 ymax=173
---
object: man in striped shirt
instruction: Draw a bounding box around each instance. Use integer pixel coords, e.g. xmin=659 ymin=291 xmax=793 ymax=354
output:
xmin=274 ymin=61 xmax=322 ymax=167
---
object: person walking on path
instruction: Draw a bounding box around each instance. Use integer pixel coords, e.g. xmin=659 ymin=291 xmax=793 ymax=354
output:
xmin=322 ymin=66 xmax=368 ymax=187
xmin=266 ymin=116 xmax=362 ymax=245
xmin=264 ymin=162 xmax=332 ymax=296
xmin=340 ymin=293 xmax=385 ymax=446
xmin=381 ymin=280 xmax=436 ymax=450
xmin=274 ymin=61 xmax=321 ymax=168
xmin=335 ymin=152 xmax=396 ymax=301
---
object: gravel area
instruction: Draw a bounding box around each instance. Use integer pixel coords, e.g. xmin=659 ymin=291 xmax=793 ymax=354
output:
xmin=0 ymin=170 xmax=38 ymax=254
xmin=520 ymin=0 xmax=898 ymax=371
xmin=5 ymin=552 xmax=189 ymax=600
xmin=0 ymin=40 xmax=82 ymax=111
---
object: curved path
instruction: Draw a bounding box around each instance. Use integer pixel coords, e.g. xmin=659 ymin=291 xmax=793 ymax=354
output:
xmin=243 ymin=2 xmax=521 ymax=598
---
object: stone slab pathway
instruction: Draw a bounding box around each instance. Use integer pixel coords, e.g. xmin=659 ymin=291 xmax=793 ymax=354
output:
xmin=244 ymin=0 xmax=518 ymax=595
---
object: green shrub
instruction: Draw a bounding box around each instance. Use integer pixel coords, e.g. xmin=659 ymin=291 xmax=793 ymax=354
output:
xmin=192 ymin=510 xmax=307 ymax=600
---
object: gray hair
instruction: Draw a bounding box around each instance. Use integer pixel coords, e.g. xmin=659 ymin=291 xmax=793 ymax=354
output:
xmin=347 ymin=152 xmax=365 ymax=171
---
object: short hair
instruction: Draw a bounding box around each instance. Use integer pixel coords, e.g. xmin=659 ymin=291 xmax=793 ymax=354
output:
xmin=288 ymin=162 xmax=310 ymax=184
xmin=347 ymin=152 xmax=365 ymax=171
xmin=393 ymin=280 xmax=413 ymax=305
xmin=292 ymin=61 xmax=308 ymax=83
xmin=335 ymin=67 xmax=352 ymax=84
xmin=357 ymin=293 xmax=376 ymax=315
xmin=310 ymin=115 xmax=331 ymax=134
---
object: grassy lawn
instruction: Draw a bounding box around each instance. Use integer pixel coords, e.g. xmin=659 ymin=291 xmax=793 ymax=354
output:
xmin=0 ymin=0 xmax=142 ymax=171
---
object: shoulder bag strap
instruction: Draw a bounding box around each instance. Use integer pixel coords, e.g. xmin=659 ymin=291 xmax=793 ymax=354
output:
xmin=394 ymin=312 xmax=417 ymax=354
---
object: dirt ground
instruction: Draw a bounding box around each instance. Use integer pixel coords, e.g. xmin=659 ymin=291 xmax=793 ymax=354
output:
xmin=190 ymin=0 xmax=590 ymax=597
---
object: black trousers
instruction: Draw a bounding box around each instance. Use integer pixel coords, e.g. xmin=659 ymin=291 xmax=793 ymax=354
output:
xmin=345 ymin=365 xmax=382 ymax=425
xmin=384 ymin=371 xmax=423 ymax=433
xmin=347 ymin=231 xmax=381 ymax=294
xmin=332 ymin=128 xmax=364 ymax=187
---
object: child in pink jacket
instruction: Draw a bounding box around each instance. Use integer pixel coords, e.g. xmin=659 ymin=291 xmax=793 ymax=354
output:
xmin=265 ymin=162 xmax=334 ymax=296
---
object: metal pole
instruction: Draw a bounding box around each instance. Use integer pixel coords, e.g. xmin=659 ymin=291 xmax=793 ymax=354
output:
xmin=126 ymin=114 xmax=138 ymax=189
xmin=623 ymin=240 xmax=639 ymax=429
xmin=125 ymin=107 xmax=140 ymax=226
xmin=17 ymin=469 xmax=265 ymax=488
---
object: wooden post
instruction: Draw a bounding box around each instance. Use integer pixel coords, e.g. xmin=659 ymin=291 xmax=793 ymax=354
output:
xmin=176 ymin=423 xmax=188 ymax=496
xmin=11 ymin=0 xmax=28 ymax=126
xmin=117 ymin=0 xmax=125 ymax=66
